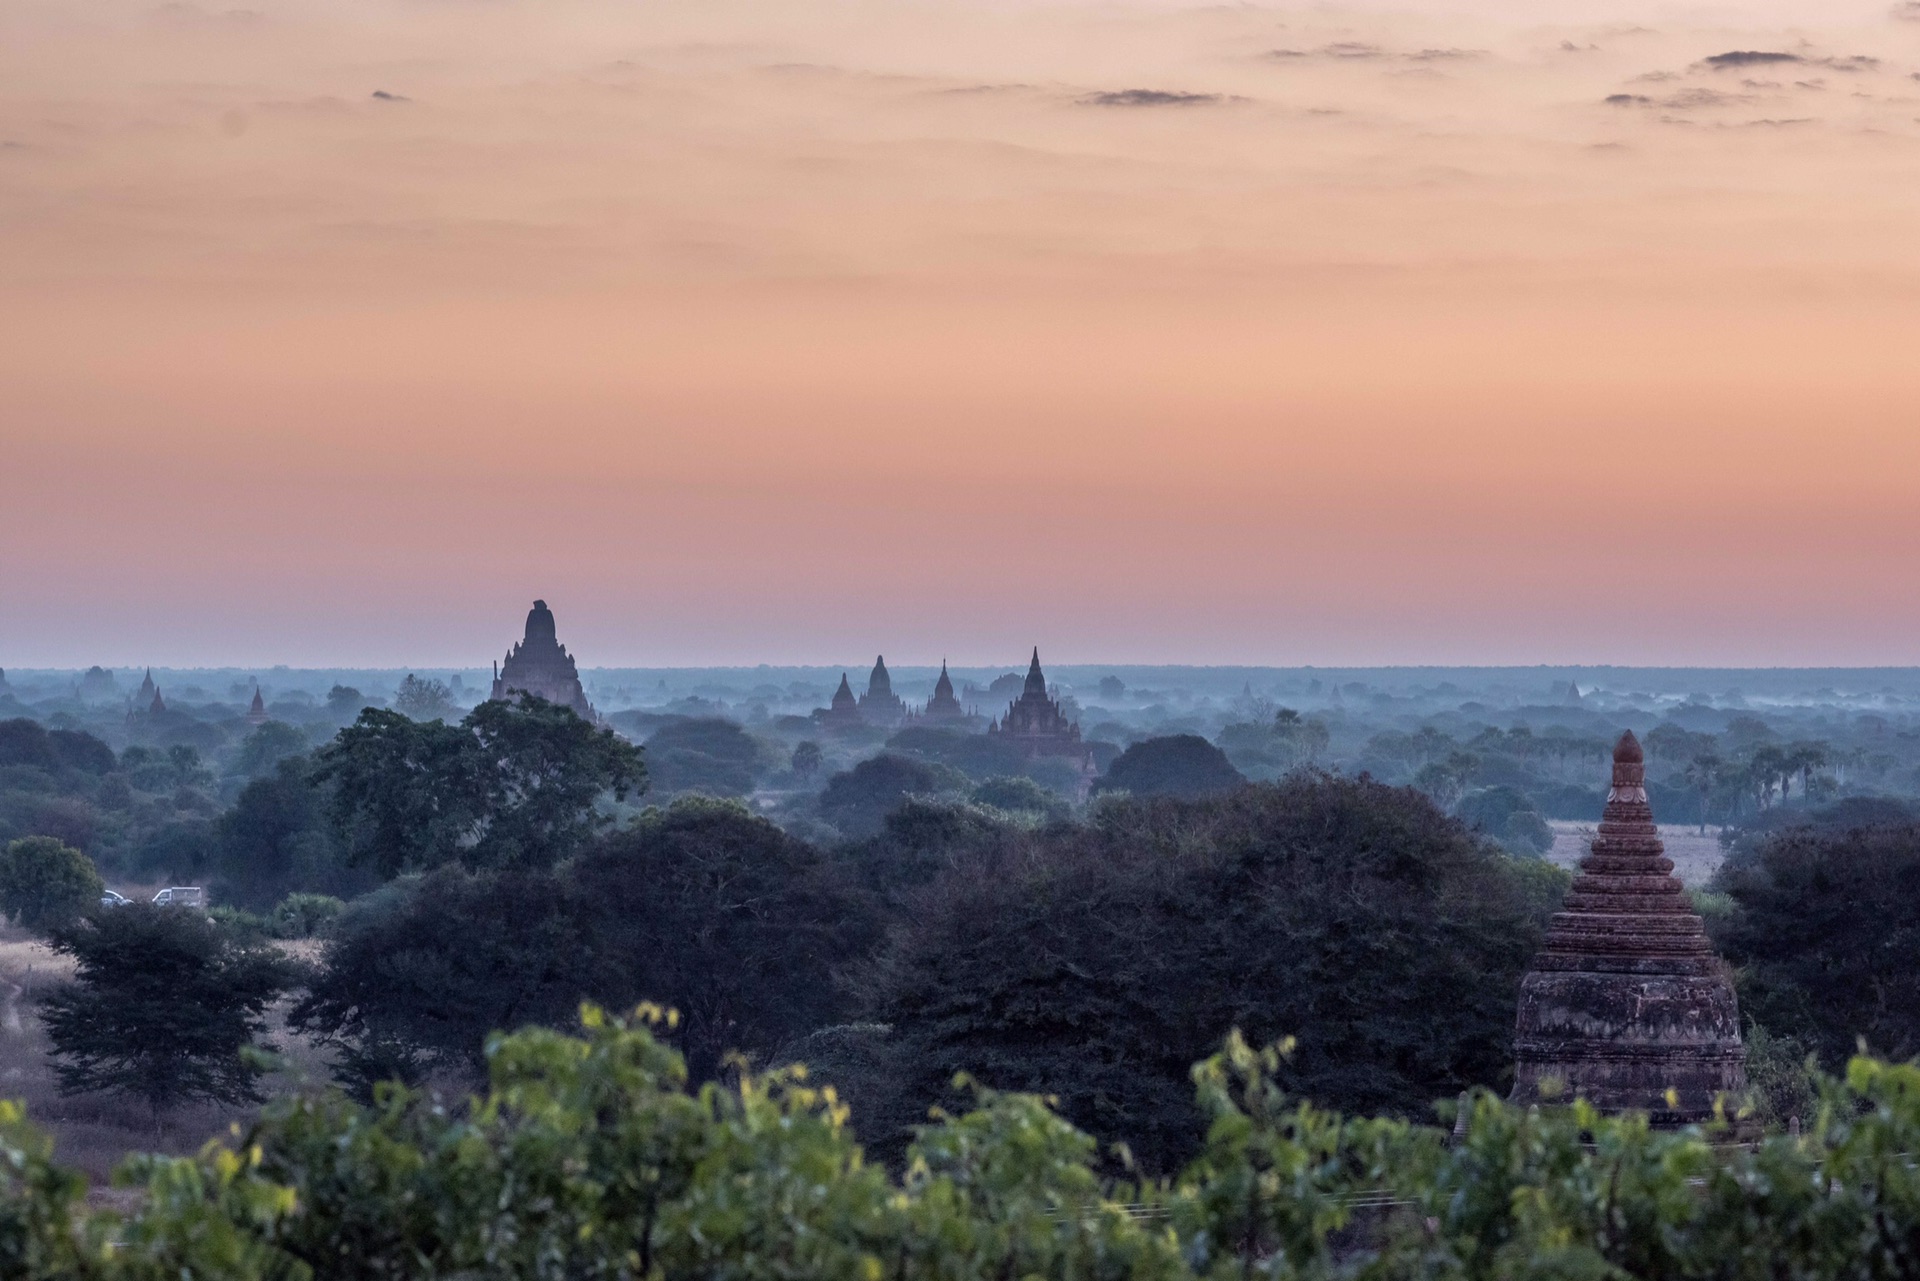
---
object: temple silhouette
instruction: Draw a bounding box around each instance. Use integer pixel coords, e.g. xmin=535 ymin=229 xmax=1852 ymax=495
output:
xmin=491 ymin=600 xmax=597 ymax=722
xmin=1511 ymin=730 xmax=1746 ymax=1123
xmin=987 ymin=649 xmax=1091 ymax=771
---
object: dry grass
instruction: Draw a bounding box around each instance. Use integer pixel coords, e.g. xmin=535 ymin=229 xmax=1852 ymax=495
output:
xmin=0 ymin=923 xmax=340 ymax=1190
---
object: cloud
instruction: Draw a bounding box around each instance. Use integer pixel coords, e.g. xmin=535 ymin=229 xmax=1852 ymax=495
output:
xmin=1407 ymin=48 xmax=1483 ymax=62
xmin=1604 ymin=93 xmax=1652 ymax=105
xmin=1894 ymin=1 xmax=1920 ymax=20
xmin=370 ymin=90 xmax=409 ymax=102
xmin=1322 ymin=42 xmax=1383 ymax=59
xmin=1079 ymin=89 xmax=1223 ymax=107
xmin=1702 ymin=51 xmax=1801 ymax=68
xmin=1663 ymin=88 xmax=1743 ymax=109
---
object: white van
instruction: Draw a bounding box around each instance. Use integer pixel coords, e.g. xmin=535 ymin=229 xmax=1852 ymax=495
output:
xmin=151 ymin=887 xmax=206 ymax=908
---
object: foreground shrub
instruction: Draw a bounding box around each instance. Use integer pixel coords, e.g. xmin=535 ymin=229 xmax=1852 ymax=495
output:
xmin=10 ymin=1011 xmax=1920 ymax=1278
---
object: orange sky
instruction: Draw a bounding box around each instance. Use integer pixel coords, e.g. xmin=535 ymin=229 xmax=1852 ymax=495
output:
xmin=4 ymin=0 xmax=1920 ymax=666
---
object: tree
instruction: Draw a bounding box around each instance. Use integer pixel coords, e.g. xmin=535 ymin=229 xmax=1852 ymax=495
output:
xmin=312 ymin=710 xmax=483 ymax=875
xmin=1683 ymin=752 xmax=1722 ymax=834
xmin=0 ymin=838 xmax=103 ymax=932
xmin=1096 ymin=735 xmax=1245 ymax=800
xmin=294 ymin=798 xmax=879 ymax=1090
xmin=325 ymin=684 xmax=368 ymax=718
xmin=462 ymin=695 xmax=647 ymax=867
xmin=231 ymin=721 xmax=308 ymax=780
xmin=817 ymin=754 xmax=966 ymax=838
xmin=790 ymin=740 xmax=823 ymax=781
xmin=862 ymin=774 xmax=1566 ymax=1170
xmin=393 ymin=674 xmax=457 ymax=722
xmin=1713 ymin=822 xmax=1920 ymax=1069
xmin=642 ymin=718 xmax=768 ymax=797
xmin=40 ymin=904 xmax=294 ymax=1122
xmin=314 ymin=695 xmax=645 ymax=875
xmin=214 ymin=758 xmax=372 ymax=909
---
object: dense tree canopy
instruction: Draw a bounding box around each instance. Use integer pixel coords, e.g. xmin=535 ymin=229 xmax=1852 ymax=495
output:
xmin=643 ymin=717 xmax=770 ymax=797
xmin=294 ymin=798 xmax=879 ymax=1090
xmin=860 ymin=773 xmax=1566 ymax=1169
xmin=1095 ymin=735 xmax=1246 ymax=800
xmin=817 ymin=753 xmax=967 ymax=838
xmin=314 ymin=695 xmax=645 ymax=874
xmin=0 ymin=836 xmax=103 ymax=931
xmin=41 ymin=904 xmax=296 ymax=1118
xmin=1714 ymin=820 xmax=1920 ymax=1067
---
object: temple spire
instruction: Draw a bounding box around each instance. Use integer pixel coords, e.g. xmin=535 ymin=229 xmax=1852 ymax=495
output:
xmin=1511 ymin=727 xmax=1744 ymax=1123
xmin=1024 ymin=647 xmax=1046 ymax=697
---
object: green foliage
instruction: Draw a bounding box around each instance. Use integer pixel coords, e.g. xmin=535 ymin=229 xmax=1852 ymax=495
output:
xmin=212 ymin=757 xmax=368 ymax=909
xmin=294 ymin=798 xmax=879 ymax=1090
xmin=271 ymin=892 xmax=345 ymax=939
xmin=14 ymin=1013 xmax=1920 ymax=1280
xmin=1454 ymin=785 xmax=1554 ymax=855
xmin=643 ymin=717 xmax=772 ymax=797
xmin=1713 ymin=821 xmax=1920 ymax=1067
xmin=0 ymin=836 xmax=103 ymax=931
xmin=1096 ymin=734 xmax=1245 ymax=799
xmin=790 ymin=739 xmax=823 ymax=780
xmin=818 ymin=753 xmax=968 ymax=838
xmin=40 ymin=903 xmax=297 ymax=1118
xmin=391 ymin=673 xmax=456 ymax=721
xmin=970 ymin=774 xmax=1065 ymax=819
xmin=864 ymin=774 xmax=1565 ymax=1170
xmin=230 ymin=721 xmax=308 ymax=780
xmin=314 ymin=695 xmax=646 ymax=875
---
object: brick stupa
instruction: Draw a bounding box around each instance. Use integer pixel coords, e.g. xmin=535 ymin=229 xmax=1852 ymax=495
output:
xmin=1511 ymin=730 xmax=1745 ymax=1124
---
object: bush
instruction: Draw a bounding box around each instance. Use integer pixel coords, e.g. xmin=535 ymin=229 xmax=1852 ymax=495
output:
xmin=7 ymin=1011 xmax=1920 ymax=1280
xmin=0 ymin=836 xmax=103 ymax=932
xmin=272 ymin=892 xmax=345 ymax=939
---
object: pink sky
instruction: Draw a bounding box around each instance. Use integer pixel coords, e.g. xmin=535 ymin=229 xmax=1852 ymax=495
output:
xmin=4 ymin=0 xmax=1920 ymax=666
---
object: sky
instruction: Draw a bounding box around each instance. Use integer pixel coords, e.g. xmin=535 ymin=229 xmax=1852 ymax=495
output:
xmin=5 ymin=0 xmax=1920 ymax=668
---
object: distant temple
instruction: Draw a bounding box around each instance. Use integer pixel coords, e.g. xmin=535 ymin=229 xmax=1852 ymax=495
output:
xmin=1511 ymin=731 xmax=1746 ymax=1124
xmin=818 ymin=673 xmax=864 ymax=730
xmin=916 ymin=661 xmax=969 ymax=724
xmin=490 ymin=600 xmax=597 ymax=721
xmin=987 ymin=650 xmax=1090 ymax=769
xmin=246 ymin=687 xmax=269 ymax=727
xmin=135 ymin=669 xmax=156 ymax=706
xmin=857 ymin=656 xmax=907 ymax=727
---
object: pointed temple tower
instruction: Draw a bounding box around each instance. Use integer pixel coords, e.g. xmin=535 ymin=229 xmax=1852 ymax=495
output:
xmin=819 ymin=673 xmax=863 ymax=730
xmin=246 ymin=687 xmax=270 ymax=727
xmin=491 ymin=600 xmax=597 ymax=721
xmin=988 ymin=650 xmax=1090 ymax=766
xmin=1511 ymin=731 xmax=1745 ymax=1123
xmin=920 ymin=661 xmax=968 ymax=724
xmin=858 ymin=656 xmax=907 ymax=727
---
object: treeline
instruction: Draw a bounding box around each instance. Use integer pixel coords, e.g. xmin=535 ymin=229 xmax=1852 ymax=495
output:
xmin=15 ymin=694 xmax=1920 ymax=1172
xmin=7 ymin=1012 xmax=1920 ymax=1280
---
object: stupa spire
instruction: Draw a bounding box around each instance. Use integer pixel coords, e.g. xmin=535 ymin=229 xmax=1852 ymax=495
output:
xmin=1024 ymin=647 xmax=1046 ymax=697
xmin=1511 ymin=730 xmax=1745 ymax=1123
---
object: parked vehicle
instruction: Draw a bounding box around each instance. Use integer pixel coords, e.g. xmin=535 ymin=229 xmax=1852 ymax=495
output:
xmin=99 ymin=890 xmax=131 ymax=908
xmin=151 ymin=887 xmax=206 ymax=909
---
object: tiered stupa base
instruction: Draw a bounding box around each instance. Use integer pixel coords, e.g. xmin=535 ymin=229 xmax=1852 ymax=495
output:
xmin=1511 ymin=731 xmax=1745 ymax=1125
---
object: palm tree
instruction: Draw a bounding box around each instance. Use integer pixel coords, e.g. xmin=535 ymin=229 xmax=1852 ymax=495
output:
xmin=1683 ymin=752 xmax=1721 ymax=835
